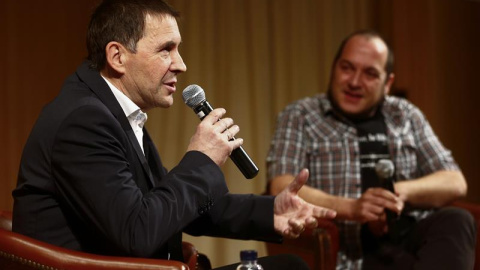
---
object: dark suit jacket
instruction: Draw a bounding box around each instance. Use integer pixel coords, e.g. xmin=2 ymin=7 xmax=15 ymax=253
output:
xmin=12 ymin=61 xmax=280 ymax=260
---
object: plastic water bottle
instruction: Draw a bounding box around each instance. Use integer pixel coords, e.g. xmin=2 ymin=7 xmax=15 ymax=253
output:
xmin=236 ymin=250 xmax=263 ymax=270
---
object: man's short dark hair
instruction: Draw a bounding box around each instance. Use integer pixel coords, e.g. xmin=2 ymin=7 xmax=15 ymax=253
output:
xmin=87 ymin=0 xmax=180 ymax=70
xmin=332 ymin=29 xmax=394 ymax=76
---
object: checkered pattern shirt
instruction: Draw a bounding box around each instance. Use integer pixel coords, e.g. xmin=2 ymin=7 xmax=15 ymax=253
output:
xmin=266 ymin=93 xmax=459 ymax=269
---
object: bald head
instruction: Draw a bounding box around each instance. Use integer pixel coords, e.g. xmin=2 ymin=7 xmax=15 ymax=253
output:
xmin=327 ymin=30 xmax=395 ymax=119
xmin=333 ymin=30 xmax=394 ymax=77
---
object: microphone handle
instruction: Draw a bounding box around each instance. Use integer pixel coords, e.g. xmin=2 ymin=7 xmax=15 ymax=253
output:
xmin=230 ymin=147 xmax=259 ymax=179
xmin=381 ymin=177 xmax=399 ymax=242
xmin=193 ymin=101 xmax=259 ymax=179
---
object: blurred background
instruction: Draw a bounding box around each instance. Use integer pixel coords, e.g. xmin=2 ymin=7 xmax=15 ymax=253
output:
xmin=1 ymin=0 xmax=479 ymax=267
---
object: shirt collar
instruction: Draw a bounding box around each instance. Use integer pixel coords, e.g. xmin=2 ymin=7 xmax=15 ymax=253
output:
xmin=318 ymin=93 xmax=334 ymax=115
xmin=318 ymin=93 xmax=352 ymax=124
xmin=319 ymin=93 xmax=392 ymax=126
xmin=101 ymin=76 xmax=148 ymax=124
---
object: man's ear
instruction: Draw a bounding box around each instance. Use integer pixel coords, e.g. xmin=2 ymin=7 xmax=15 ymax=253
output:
xmin=105 ymin=41 xmax=127 ymax=74
xmin=384 ymin=73 xmax=395 ymax=95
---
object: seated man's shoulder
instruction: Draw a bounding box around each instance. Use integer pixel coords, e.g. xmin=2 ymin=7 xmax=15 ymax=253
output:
xmin=283 ymin=94 xmax=324 ymax=115
xmin=385 ymin=95 xmax=421 ymax=115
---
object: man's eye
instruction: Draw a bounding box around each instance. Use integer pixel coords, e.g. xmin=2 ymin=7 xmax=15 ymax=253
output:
xmin=340 ymin=64 xmax=353 ymax=72
xmin=366 ymin=71 xmax=379 ymax=78
xmin=160 ymin=50 xmax=170 ymax=57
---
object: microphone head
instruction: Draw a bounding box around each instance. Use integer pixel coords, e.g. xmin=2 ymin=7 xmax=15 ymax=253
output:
xmin=182 ymin=84 xmax=206 ymax=108
xmin=375 ymin=159 xmax=395 ymax=179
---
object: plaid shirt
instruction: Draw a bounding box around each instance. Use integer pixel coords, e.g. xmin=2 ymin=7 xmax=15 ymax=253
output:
xmin=266 ymin=93 xmax=459 ymax=269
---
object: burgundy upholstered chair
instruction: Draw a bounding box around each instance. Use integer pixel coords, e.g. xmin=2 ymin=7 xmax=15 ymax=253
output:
xmin=265 ymin=218 xmax=339 ymax=270
xmin=0 ymin=210 xmax=202 ymax=270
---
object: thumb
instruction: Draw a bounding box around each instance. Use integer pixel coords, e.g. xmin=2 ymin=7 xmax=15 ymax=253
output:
xmin=288 ymin=168 xmax=309 ymax=194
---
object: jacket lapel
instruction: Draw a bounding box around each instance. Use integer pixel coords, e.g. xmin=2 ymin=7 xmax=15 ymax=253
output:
xmin=143 ymin=129 xmax=167 ymax=183
xmin=75 ymin=61 xmax=155 ymax=189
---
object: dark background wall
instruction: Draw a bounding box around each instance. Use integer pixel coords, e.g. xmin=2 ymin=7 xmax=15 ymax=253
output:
xmin=2 ymin=0 xmax=479 ymax=266
xmin=1 ymin=0 xmax=479 ymax=229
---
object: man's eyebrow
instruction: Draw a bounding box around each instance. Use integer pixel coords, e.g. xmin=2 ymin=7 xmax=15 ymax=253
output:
xmin=157 ymin=40 xmax=177 ymax=50
xmin=338 ymin=59 xmax=353 ymax=66
xmin=339 ymin=59 xmax=379 ymax=72
xmin=366 ymin=66 xmax=380 ymax=73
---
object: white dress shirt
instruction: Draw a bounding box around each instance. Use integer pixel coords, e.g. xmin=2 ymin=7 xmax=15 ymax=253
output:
xmin=102 ymin=77 xmax=147 ymax=154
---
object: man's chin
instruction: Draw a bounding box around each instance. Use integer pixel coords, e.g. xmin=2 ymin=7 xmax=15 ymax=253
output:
xmin=341 ymin=106 xmax=378 ymax=120
xmin=157 ymin=97 xmax=174 ymax=109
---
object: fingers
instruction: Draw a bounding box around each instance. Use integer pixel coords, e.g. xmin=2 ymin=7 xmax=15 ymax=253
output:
xmin=288 ymin=168 xmax=309 ymax=193
xmin=356 ymin=188 xmax=403 ymax=222
xmin=203 ymin=108 xmax=226 ymax=124
xmin=282 ymin=219 xmax=305 ymax=239
xmin=188 ymin=108 xmax=244 ymax=165
xmin=203 ymin=108 xmax=233 ymax=132
xmin=305 ymin=216 xmax=318 ymax=229
xmin=286 ymin=208 xmax=336 ymax=238
xmin=223 ymin=125 xmax=240 ymax=141
xmin=283 ymin=214 xmax=336 ymax=239
xmin=215 ymin=118 xmax=234 ymax=134
xmin=386 ymin=197 xmax=403 ymax=215
xmin=312 ymin=205 xmax=337 ymax=220
xmin=290 ymin=219 xmax=305 ymax=233
xmin=364 ymin=188 xmax=403 ymax=214
xmin=221 ymin=124 xmax=242 ymax=152
xmin=202 ymin=108 xmax=241 ymax=141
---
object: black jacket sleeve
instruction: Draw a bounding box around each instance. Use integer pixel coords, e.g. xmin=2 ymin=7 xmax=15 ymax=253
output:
xmin=51 ymin=103 xmax=229 ymax=257
xmin=184 ymin=193 xmax=282 ymax=243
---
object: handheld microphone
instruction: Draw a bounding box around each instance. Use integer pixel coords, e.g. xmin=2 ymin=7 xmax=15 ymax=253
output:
xmin=375 ymin=159 xmax=396 ymax=194
xmin=375 ymin=159 xmax=399 ymax=240
xmin=182 ymin=84 xmax=259 ymax=179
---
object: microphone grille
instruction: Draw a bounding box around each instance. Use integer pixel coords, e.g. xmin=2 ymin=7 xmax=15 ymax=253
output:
xmin=182 ymin=84 xmax=206 ymax=108
xmin=375 ymin=159 xmax=394 ymax=179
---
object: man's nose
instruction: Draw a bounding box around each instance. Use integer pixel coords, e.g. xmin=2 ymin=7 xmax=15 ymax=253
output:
xmin=172 ymin=51 xmax=187 ymax=73
xmin=348 ymin=71 xmax=361 ymax=89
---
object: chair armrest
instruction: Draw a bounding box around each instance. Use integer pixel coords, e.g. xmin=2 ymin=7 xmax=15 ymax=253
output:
xmin=0 ymin=227 xmax=190 ymax=270
xmin=182 ymin=241 xmax=199 ymax=269
xmin=1 ymin=210 xmax=198 ymax=269
xmin=313 ymin=219 xmax=339 ymax=269
xmin=0 ymin=211 xmax=12 ymax=231
xmin=265 ymin=218 xmax=339 ymax=270
xmin=453 ymin=201 xmax=480 ymax=219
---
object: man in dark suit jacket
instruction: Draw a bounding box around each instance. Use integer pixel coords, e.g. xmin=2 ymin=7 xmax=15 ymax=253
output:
xmin=12 ymin=0 xmax=336 ymax=268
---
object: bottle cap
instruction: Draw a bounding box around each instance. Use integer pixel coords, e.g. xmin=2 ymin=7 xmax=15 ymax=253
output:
xmin=240 ymin=250 xmax=258 ymax=261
